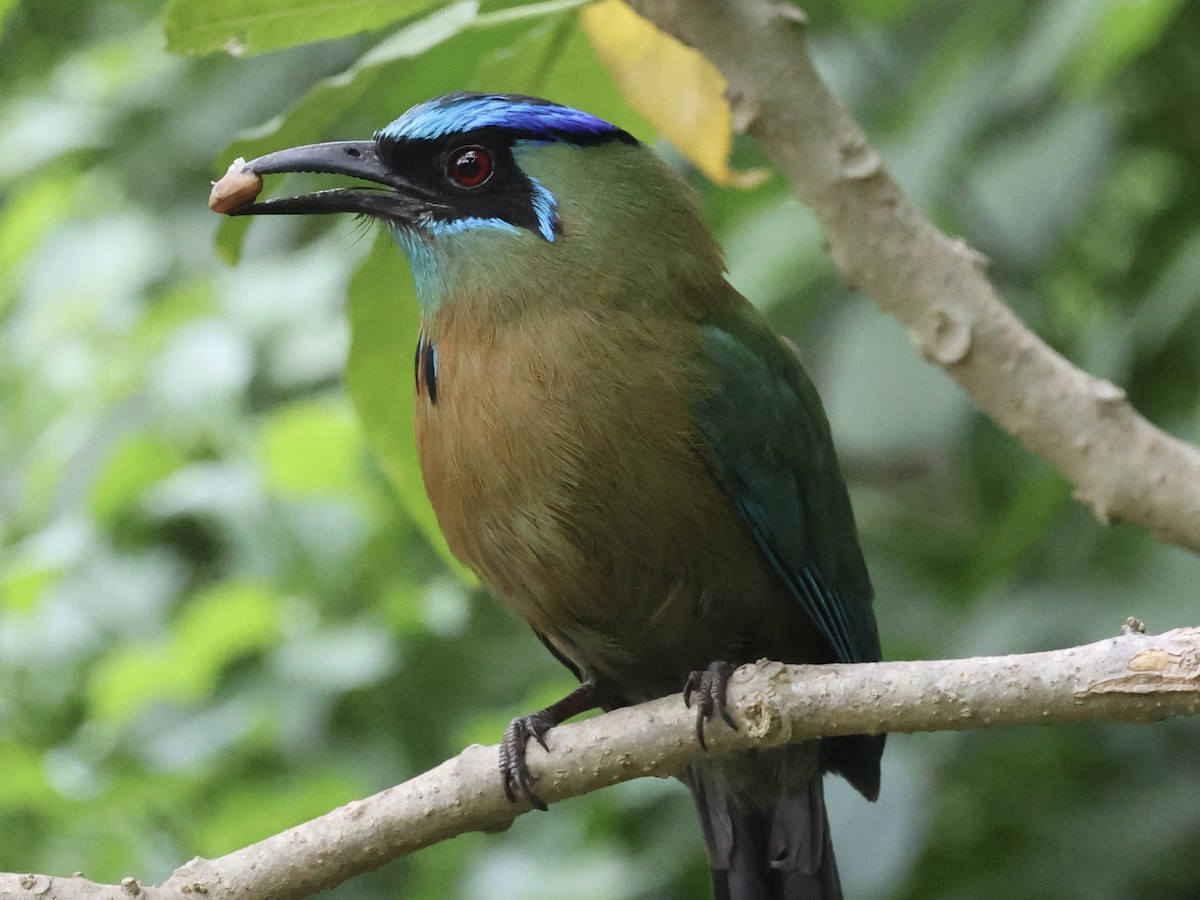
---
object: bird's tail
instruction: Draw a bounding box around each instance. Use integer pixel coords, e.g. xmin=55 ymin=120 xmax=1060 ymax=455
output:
xmin=684 ymin=761 xmax=841 ymax=900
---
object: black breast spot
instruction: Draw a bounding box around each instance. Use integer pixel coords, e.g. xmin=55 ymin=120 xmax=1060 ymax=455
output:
xmin=415 ymin=333 xmax=439 ymax=405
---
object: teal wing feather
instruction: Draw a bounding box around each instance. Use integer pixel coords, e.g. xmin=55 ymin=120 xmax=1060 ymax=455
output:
xmin=695 ymin=312 xmax=881 ymax=665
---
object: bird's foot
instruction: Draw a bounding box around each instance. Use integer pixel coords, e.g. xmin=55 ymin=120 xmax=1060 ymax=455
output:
xmin=498 ymin=679 xmax=601 ymax=811
xmin=500 ymin=710 xmax=555 ymax=811
xmin=683 ymin=660 xmax=738 ymax=750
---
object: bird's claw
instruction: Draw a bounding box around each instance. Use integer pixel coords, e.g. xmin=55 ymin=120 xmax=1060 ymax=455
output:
xmin=497 ymin=679 xmax=602 ymax=812
xmin=500 ymin=712 xmax=554 ymax=811
xmin=683 ymin=661 xmax=737 ymax=750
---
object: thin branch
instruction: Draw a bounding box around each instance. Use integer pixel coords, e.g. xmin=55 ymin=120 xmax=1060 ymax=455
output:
xmin=622 ymin=0 xmax=1200 ymax=554
xmin=4 ymin=627 xmax=1199 ymax=900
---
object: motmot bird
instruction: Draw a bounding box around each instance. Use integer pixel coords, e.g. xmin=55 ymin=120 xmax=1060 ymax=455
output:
xmin=218 ymin=92 xmax=884 ymax=900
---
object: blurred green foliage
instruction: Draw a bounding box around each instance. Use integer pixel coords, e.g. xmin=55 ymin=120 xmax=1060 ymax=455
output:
xmin=163 ymin=0 xmax=443 ymax=56
xmin=1 ymin=1 xmax=1199 ymax=898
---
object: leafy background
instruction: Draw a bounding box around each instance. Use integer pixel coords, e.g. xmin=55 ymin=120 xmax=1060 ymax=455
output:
xmin=2 ymin=0 xmax=1200 ymax=897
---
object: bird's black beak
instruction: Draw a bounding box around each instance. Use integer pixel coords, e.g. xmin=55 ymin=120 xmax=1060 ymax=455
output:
xmin=216 ymin=140 xmax=428 ymax=222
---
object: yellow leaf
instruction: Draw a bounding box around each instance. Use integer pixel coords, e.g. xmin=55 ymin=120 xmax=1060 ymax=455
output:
xmin=580 ymin=0 xmax=768 ymax=188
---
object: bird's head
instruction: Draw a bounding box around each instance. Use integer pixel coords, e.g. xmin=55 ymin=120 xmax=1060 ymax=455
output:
xmin=225 ymin=92 xmax=725 ymax=317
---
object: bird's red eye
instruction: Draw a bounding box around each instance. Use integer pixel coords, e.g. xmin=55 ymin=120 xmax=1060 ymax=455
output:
xmin=447 ymin=146 xmax=493 ymax=188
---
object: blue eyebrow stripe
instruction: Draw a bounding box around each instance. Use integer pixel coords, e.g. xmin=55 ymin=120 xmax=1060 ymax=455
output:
xmin=378 ymin=93 xmax=636 ymax=146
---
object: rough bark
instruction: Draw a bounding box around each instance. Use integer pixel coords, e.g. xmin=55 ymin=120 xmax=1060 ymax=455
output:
xmin=4 ymin=627 xmax=1198 ymax=900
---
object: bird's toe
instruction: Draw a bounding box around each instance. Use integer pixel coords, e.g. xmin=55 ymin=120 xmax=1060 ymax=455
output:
xmin=683 ymin=660 xmax=738 ymax=750
xmin=499 ymin=713 xmax=552 ymax=811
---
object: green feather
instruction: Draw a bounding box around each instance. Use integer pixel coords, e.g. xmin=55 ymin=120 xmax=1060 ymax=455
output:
xmin=695 ymin=309 xmax=881 ymax=664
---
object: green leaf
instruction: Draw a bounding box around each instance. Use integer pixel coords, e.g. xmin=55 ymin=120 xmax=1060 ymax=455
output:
xmin=89 ymin=581 xmax=281 ymax=722
xmin=89 ymin=434 xmax=188 ymax=526
xmin=0 ymin=0 xmax=18 ymax=41
xmin=0 ymin=743 xmax=54 ymax=810
xmin=214 ymin=215 xmax=252 ymax=266
xmin=0 ymin=565 xmax=60 ymax=613
xmin=470 ymin=10 xmax=573 ymax=93
xmin=1069 ymin=0 xmax=1189 ymax=90
xmin=345 ymin=235 xmax=472 ymax=581
xmin=0 ymin=174 xmax=77 ymax=291
xmin=174 ymin=580 xmax=281 ymax=676
xmin=260 ymin=399 xmax=362 ymax=497
xmin=163 ymin=0 xmax=444 ymax=57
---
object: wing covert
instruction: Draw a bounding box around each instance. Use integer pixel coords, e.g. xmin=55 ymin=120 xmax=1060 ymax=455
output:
xmin=695 ymin=317 xmax=880 ymax=665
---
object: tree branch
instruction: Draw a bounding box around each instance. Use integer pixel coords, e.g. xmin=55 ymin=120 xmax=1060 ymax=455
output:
xmin=4 ymin=627 xmax=1199 ymax=900
xmin=622 ymin=0 xmax=1200 ymax=554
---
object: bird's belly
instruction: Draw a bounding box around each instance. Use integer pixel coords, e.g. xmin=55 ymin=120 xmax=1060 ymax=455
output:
xmin=414 ymin=311 xmax=797 ymax=696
